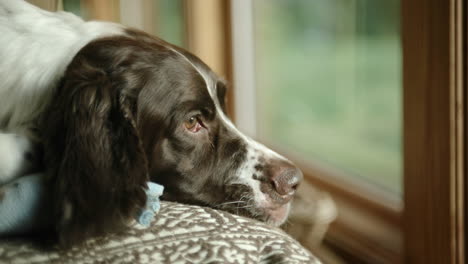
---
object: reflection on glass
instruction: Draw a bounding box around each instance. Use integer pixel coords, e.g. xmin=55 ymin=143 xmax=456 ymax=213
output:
xmin=253 ymin=0 xmax=402 ymax=194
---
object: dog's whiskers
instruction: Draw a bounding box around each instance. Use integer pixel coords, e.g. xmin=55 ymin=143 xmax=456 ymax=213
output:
xmin=216 ymin=200 xmax=247 ymax=207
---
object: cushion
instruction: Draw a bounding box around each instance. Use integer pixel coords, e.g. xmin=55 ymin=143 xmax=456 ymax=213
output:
xmin=0 ymin=201 xmax=321 ymax=263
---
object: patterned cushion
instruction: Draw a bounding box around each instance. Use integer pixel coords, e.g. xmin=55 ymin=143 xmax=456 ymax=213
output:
xmin=0 ymin=201 xmax=321 ymax=263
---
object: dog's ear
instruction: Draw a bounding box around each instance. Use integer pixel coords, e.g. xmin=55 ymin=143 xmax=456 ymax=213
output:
xmin=43 ymin=56 xmax=148 ymax=246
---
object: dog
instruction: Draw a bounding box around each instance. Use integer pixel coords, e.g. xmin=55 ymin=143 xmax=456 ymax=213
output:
xmin=0 ymin=0 xmax=303 ymax=246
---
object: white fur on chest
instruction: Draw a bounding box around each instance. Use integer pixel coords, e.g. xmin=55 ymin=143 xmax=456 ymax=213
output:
xmin=0 ymin=0 xmax=124 ymax=132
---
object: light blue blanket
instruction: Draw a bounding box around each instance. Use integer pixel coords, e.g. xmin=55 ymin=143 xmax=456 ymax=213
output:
xmin=0 ymin=174 xmax=51 ymax=235
xmin=0 ymin=174 xmax=163 ymax=236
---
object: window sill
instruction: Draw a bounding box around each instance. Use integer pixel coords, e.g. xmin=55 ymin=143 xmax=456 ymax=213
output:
xmin=264 ymin=143 xmax=403 ymax=263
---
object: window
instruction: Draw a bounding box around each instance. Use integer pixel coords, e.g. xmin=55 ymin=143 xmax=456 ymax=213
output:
xmin=253 ymin=0 xmax=402 ymax=195
xmin=231 ymin=1 xmax=403 ymax=262
xmin=232 ymin=0 xmax=466 ymax=263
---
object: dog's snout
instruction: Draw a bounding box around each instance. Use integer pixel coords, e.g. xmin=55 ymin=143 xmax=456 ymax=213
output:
xmin=269 ymin=162 xmax=302 ymax=198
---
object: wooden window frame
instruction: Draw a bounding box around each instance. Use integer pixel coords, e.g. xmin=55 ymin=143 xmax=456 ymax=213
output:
xmin=26 ymin=0 xmax=58 ymax=11
xmin=403 ymin=0 xmax=466 ymax=263
xmin=183 ymin=0 xmax=234 ymax=118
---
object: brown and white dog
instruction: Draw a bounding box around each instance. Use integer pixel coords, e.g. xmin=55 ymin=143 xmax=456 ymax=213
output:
xmin=0 ymin=0 xmax=302 ymax=245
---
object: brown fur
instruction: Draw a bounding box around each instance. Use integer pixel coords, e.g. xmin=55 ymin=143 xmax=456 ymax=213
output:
xmin=41 ymin=30 xmax=301 ymax=247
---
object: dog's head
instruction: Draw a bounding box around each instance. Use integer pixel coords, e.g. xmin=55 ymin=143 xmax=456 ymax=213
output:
xmin=44 ymin=29 xmax=302 ymax=245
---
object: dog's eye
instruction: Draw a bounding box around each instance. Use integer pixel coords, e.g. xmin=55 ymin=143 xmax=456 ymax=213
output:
xmin=184 ymin=115 xmax=202 ymax=133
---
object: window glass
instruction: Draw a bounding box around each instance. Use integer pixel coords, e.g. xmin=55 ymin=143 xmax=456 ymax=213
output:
xmin=154 ymin=0 xmax=185 ymax=47
xmin=253 ymin=0 xmax=402 ymax=194
xmin=63 ymin=0 xmax=185 ymax=47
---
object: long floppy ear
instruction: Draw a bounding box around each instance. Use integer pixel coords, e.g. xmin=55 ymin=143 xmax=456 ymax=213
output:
xmin=43 ymin=56 xmax=148 ymax=246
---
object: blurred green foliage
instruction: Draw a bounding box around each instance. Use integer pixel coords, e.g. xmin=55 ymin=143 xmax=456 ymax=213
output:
xmin=253 ymin=0 xmax=402 ymax=194
xmin=62 ymin=0 xmax=185 ymax=47
xmin=155 ymin=0 xmax=185 ymax=47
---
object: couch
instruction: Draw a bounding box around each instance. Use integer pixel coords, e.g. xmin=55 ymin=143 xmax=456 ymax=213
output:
xmin=1 ymin=200 xmax=326 ymax=264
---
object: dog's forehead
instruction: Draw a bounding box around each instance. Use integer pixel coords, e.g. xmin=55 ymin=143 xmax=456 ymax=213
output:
xmin=121 ymin=29 xmax=220 ymax=104
xmin=166 ymin=47 xmax=219 ymax=104
xmin=189 ymin=61 xmax=218 ymax=98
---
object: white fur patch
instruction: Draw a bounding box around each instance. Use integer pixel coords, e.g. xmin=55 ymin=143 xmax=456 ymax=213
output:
xmin=0 ymin=133 xmax=34 ymax=184
xmin=0 ymin=0 xmax=124 ymax=132
xmin=62 ymin=201 xmax=73 ymax=222
xmin=0 ymin=0 xmax=126 ymax=184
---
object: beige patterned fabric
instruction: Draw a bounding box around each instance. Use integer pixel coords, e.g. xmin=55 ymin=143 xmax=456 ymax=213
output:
xmin=0 ymin=201 xmax=320 ymax=264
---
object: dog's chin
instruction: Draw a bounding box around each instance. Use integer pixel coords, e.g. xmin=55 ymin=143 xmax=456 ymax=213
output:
xmin=264 ymin=203 xmax=291 ymax=226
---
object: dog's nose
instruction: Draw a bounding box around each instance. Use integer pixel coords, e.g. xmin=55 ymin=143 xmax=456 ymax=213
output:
xmin=270 ymin=162 xmax=303 ymax=197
